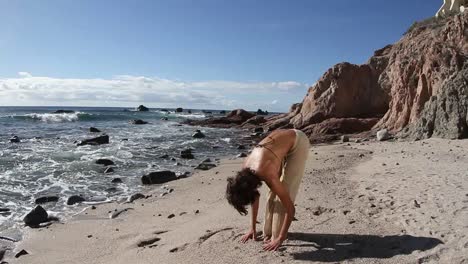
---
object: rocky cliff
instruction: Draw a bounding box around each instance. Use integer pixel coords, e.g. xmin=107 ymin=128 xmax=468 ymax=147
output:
xmin=264 ymin=12 xmax=468 ymax=141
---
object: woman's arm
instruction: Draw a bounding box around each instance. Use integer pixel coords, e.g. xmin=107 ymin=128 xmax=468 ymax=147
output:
xmin=263 ymin=178 xmax=295 ymax=251
xmin=240 ymin=194 xmax=260 ymax=243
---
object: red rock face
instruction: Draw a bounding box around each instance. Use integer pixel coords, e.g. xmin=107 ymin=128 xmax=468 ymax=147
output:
xmin=265 ymin=12 xmax=468 ymax=140
xmin=376 ymin=13 xmax=467 ymax=131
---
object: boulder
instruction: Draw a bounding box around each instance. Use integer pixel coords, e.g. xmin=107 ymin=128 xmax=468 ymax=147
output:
xmin=53 ymin=110 xmax=75 ymax=114
xmin=129 ymin=119 xmax=148 ymax=125
xmin=219 ymin=110 xmax=226 ymax=114
xmin=136 ymin=105 xmax=149 ymax=112
xmin=111 ymin=178 xmax=122 ymax=183
xmin=9 ymin=136 xmax=20 ymax=143
xmin=257 ymin=109 xmax=268 ymax=115
xmin=96 ymin=159 xmax=115 ymax=166
xmin=23 ymin=205 xmax=48 ymax=226
xmin=66 ymin=195 xmax=86 ymax=205
xmin=89 ymin=127 xmax=101 ymax=133
xmin=141 ymin=171 xmax=178 ymax=185
xmin=180 ymin=149 xmax=194 ymax=159
xmin=176 ymin=108 xmax=183 ymax=113
xmin=241 ymin=116 xmax=267 ymax=127
xmin=341 ymin=135 xmax=350 ymax=143
xmin=183 ymin=109 xmax=255 ymax=128
xmin=192 ymin=130 xmax=205 ymax=138
xmin=104 ymin=167 xmax=114 ymax=173
xmin=188 ymin=110 xmax=192 ymax=114
xmin=77 ymin=135 xmax=109 ymax=146
xmin=254 ymin=127 xmax=264 ymax=133
xmin=377 ymin=129 xmax=390 ymax=141
xmin=195 ymin=163 xmax=217 ymax=171
xmin=127 ymin=193 xmax=145 ymax=203
xmin=35 ymin=196 xmax=59 ymax=204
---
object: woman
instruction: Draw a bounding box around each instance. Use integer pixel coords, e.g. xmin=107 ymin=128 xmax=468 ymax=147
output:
xmin=226 ymin=129 xmax=310 ymax=251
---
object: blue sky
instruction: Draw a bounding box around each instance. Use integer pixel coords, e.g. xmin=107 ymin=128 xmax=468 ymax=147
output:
xmin=0 ymin=0 xmax=441 ymax=111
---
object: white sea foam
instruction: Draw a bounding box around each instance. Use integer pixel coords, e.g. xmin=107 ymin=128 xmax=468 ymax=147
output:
xmin=25 ymin=112 xmax=83 ymax=122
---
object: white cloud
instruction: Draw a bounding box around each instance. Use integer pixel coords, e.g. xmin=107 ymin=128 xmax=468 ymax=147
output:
xmin=0 ymin=74 xmax=307 ymax=111
xmin=18 ymin=72 xmax=32 ymax=78
xmin=271 ymin=100 xmax=278 ymax=105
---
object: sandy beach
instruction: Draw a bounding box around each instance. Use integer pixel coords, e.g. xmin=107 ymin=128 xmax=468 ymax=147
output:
xmin=9 ymin=138 xmax=468 ymax=264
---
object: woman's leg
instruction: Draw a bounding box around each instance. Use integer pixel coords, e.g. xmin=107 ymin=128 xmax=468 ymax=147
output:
xmin=271 ymin=130 xmax=310 ymax=239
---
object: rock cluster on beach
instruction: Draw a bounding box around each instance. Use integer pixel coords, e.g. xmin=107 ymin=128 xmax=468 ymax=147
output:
xmin=183 ymin=13 xmax=468 ymax=142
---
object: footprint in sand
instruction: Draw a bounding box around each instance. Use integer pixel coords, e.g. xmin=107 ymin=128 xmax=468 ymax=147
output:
xmin=197 ymin=228 xmax=234 ymax=245
xmin=169 ymin=243 xmax=189 ymax=253
xmin=137 ymin=237 xmax=161 ymax=248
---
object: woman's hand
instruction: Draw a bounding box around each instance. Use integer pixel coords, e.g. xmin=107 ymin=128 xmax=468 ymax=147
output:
xmin=263 ymin=237 xmax=284 ymax=251
xmin=240 ymin=229 xmax=257 ymax=243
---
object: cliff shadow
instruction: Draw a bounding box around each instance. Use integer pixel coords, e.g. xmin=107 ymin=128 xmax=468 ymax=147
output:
xmin=285 ymin=232 xmax=443 ymax=262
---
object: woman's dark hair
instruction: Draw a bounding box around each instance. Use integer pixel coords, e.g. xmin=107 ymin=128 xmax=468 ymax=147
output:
xmin=226 ymin=168 xmax=262 ymax=215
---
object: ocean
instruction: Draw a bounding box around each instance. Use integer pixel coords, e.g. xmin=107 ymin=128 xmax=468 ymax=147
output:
xmin=0 ymin=106 xmax=248 ymax=232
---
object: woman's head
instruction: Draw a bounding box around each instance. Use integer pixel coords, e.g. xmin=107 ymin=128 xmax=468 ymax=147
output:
xmin=226 ymin=168 xmax=262 ymax=215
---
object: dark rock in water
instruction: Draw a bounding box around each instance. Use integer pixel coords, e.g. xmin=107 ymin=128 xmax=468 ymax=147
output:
xmin=9 ymin=136 xmax=20 ymax=143
xmin=35 ymin=196 xmax=59 ymax=204
xmin=161 ymin=117 xmax=168 ymax=121
xmin=136 ymin=105 xmax=149 ymax=112
xmin=106 ymin=187 xmax=118 ymax=193
xmin=66 ymin=195 xmax=86 ymax=205
xmin=202 ymin=158 xmax=211 ymax=163
xmin=0 ymin=208 xmax=11 ymax=216
xmin=187 ymin=110 xmax=192 ymax=114
xmin=23 ymin=205 xmax=48 ymax=226
xmin=175 ymin=108 xmax=183 ymax=113
xmin=180 ymin=149 xmax=194 ymax=159
xmin=237 ymin=153 xmax=247 ymax=158
xmin=237 ymin=145 xmax=246 ymax=150
xmin=160 ymin=109 xmax=168 ymax=112
xmin=159 ymin=154 xmax=169 ymax=159
xmin=254 ymin=127 xmax=264 ymax=133
xmin=192 ymin=130 xmax=205 ymax=138
xmin=129 ymin=119 xmax=148 ymax=125
xmin=127 ymin=193 xmax=145 ymax=203
xmin=195 ymin=163 xmax=216 ymax=171
xmin=121 ymin=138 xmax=129 ymax=141
xmin=77 ymin=135 xmax=109 ymax=146
xmin=96 ymin=159 xmax=114 ymax=166
xmin=256 ymin=109 xmax=268 ymax=115
xmin=141 ymin=171 xmax=178 ymax=185
xmin=89 ymin=127 xmax=101 ymax=133
xmin=111 ymin=178 xmax=122 ymax=183
xmin=170 ymin=157 xmax=177 ymax=161
xmin=219 ymin=110 xmax=226 ymax=115
xmin=104 ymin=167 xmax=114 ymax=174
xmin=53 ymin=110 xmax=75 ymax=114
xmin=14 ymin=249 xmax=29 ymax=258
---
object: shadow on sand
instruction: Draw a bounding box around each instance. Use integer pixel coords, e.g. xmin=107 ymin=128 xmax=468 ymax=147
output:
xmin=285 ymin=232 xmax=443 ymax=262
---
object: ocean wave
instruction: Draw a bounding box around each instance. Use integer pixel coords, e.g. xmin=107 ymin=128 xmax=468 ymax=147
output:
xmin=23 ymin=112 xmax=87 ymax=122
xmin=7 ymin=112 xmax=131 ymax=123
